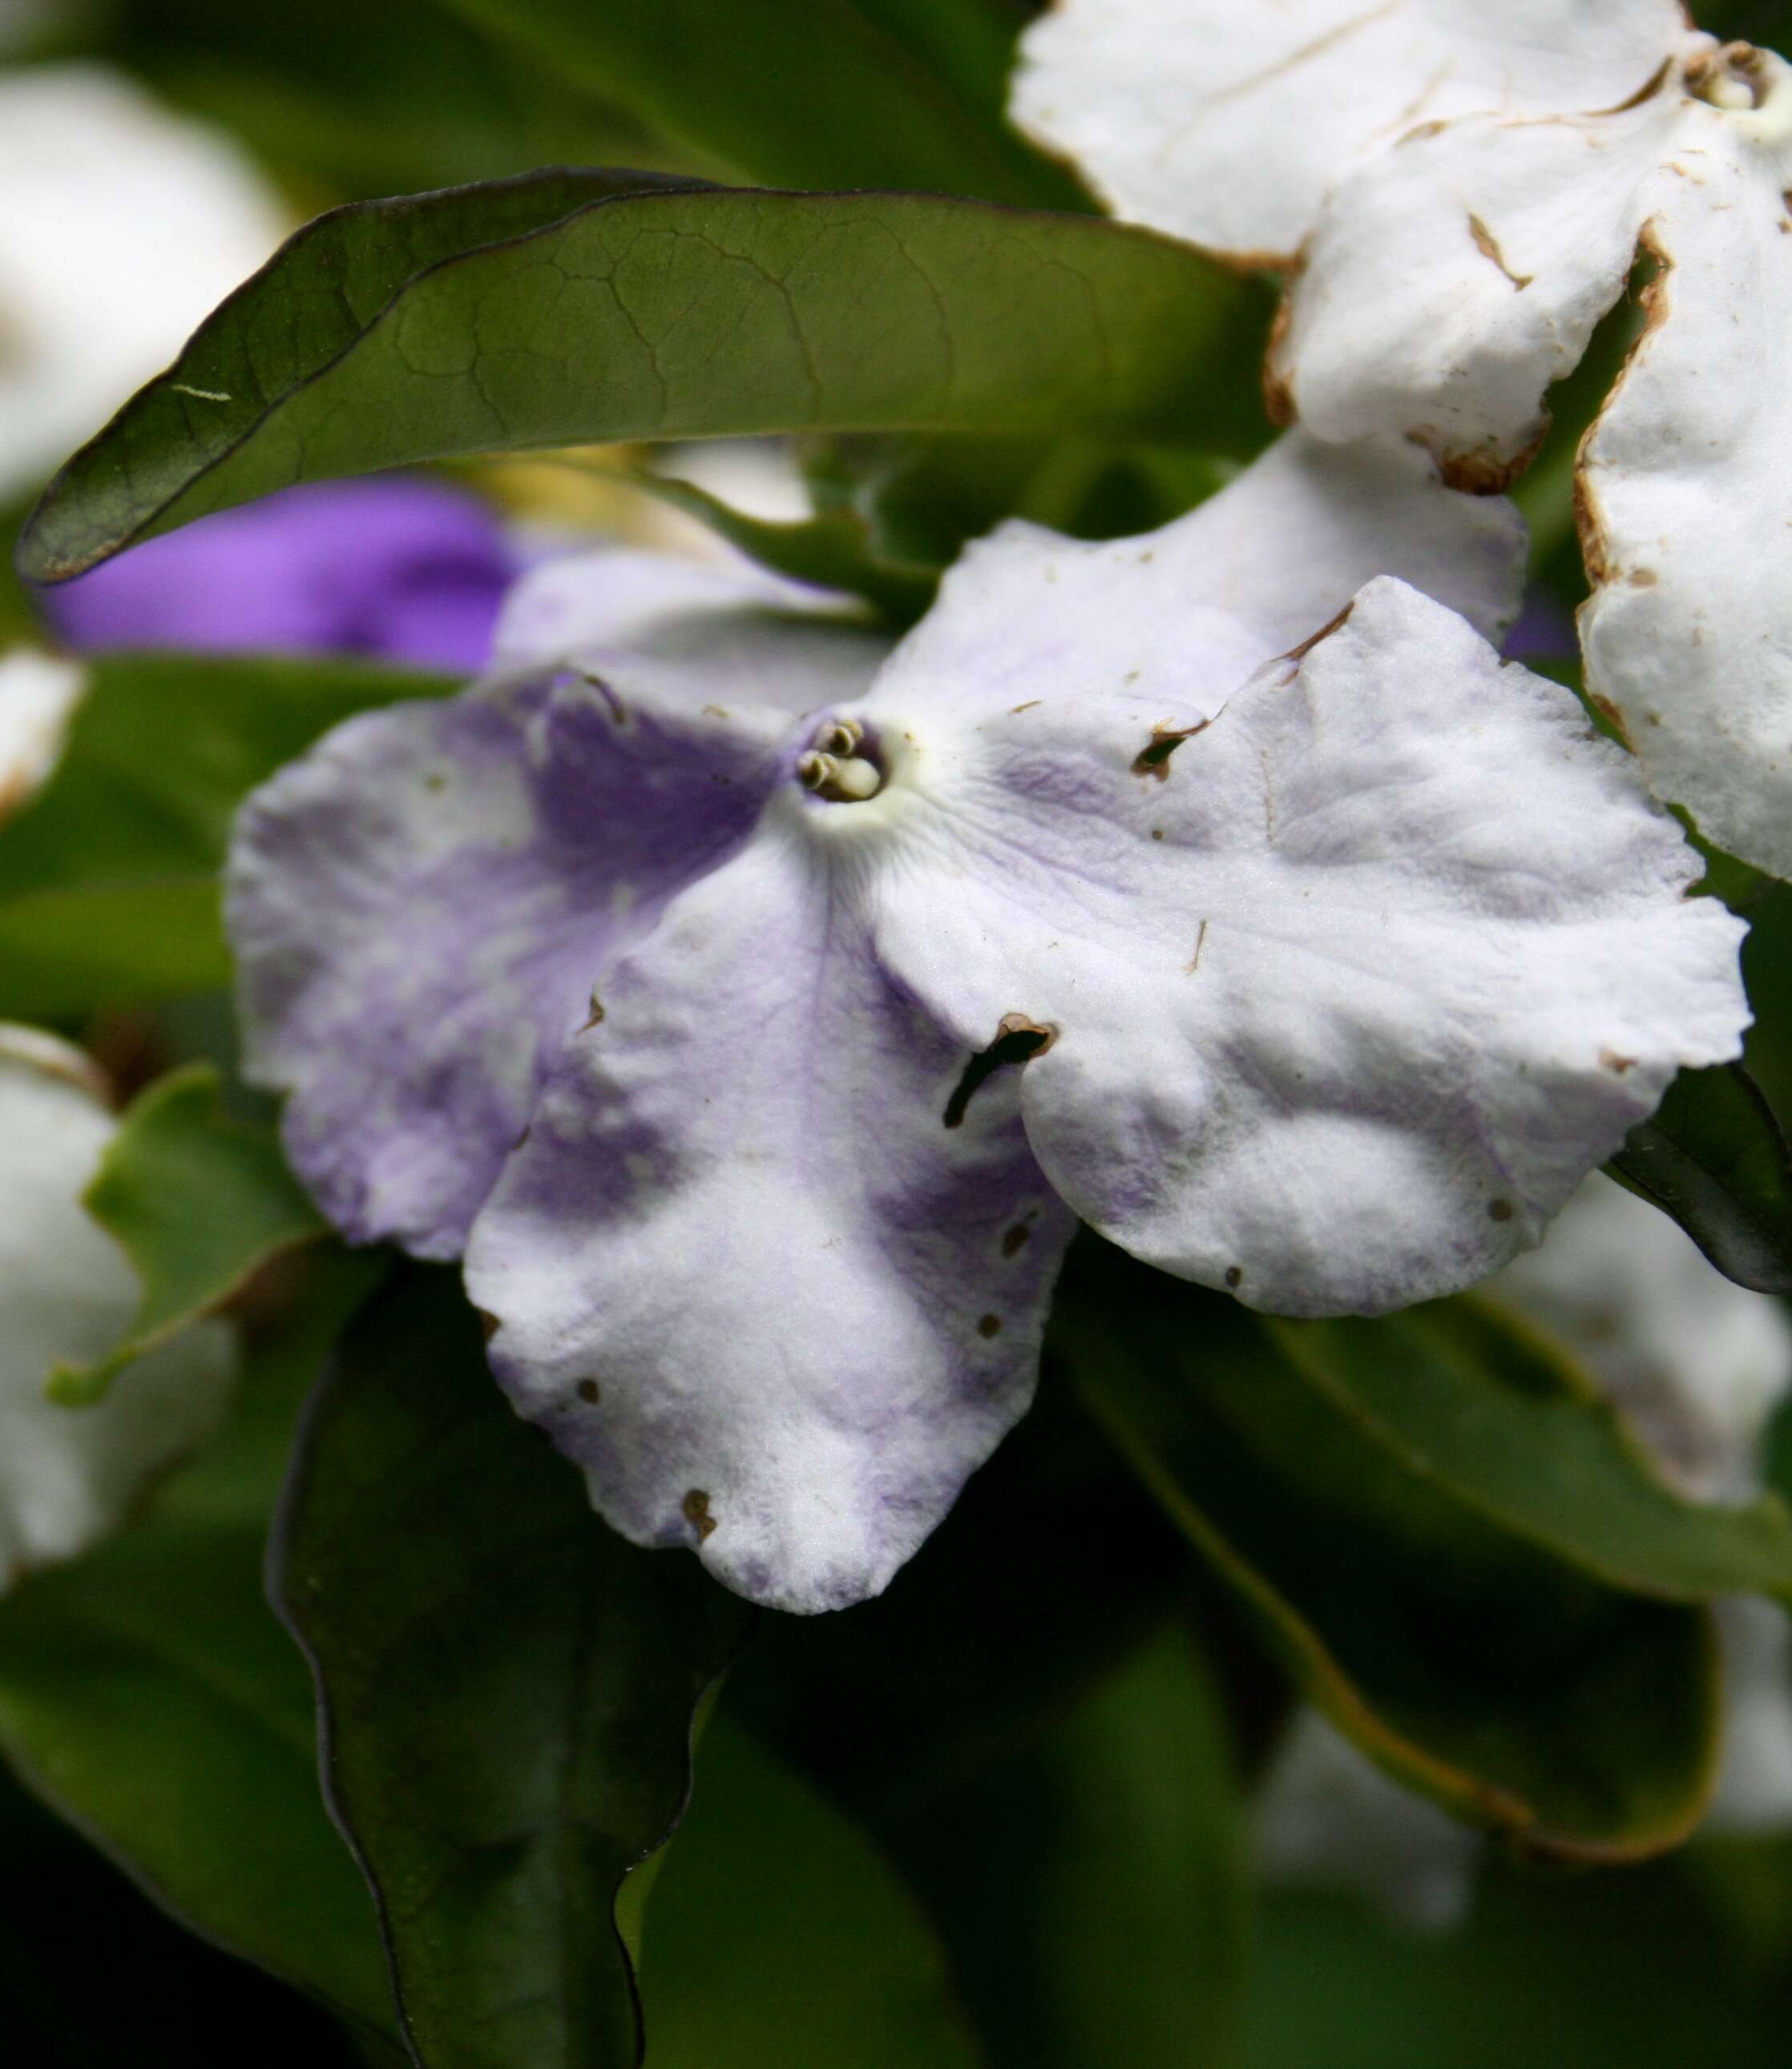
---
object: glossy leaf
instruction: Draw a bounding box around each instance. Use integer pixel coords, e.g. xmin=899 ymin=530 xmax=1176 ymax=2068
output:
xmin=270 ymin=1264 xmax=757 ymax=2069
xmin=640 ymin=1714 xmax=984 ymax=2068
xmin=20 ymin=179 xmax=1249 ymax=584
xmin=1058 ymin=1248 xmax=1722 ymax=1860
xmin=432 ymin=0 xmax=1084 ymax=207
xmin=1610 ymin=1064 xmax=1792 ymax=1295
xmin=0 ymin=650 xmax=451 ymax=1016
xmin=49 ymin=1066 xmax=326 ymax=1406
xmin=0 ymin=1249 xmax=398 ymax=2052
xmin=731 ymin=1377 xmax=1248 ymax=2066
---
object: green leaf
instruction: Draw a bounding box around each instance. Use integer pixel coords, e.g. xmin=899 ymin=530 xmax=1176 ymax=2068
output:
xmin=0 ymin=1249 xmax=399 ymax=2053
xmin=0 ymin=650 xmax=451 ymax=1016
xmin=1610 ymin=1063 xmax=1792 ymax=1295
xmin=20 ymin=179 xmax=1249 ymax=585
xmin=269 ymin=1264 xmax=757 ymax=2069
xmin=731 ymin=1377 xmax=1245 ymax=2066
xmin=432 ymin=0 xmax=1085 ymax=208
xmin=620 ymin=466 xmax=939 ymax=623
xmin=1058 ymin=1248 xmax=1723 ymax=1860
xmin=639 ymin=1714 xmax=985 ymax=2068
xmin=49 ymin=1066 xmax=326 ymax=1406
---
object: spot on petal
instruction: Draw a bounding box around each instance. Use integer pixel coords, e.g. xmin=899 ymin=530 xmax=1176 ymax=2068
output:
xmin=977 ymin=1313 xmax=1003 ymax=1338
xmin=1132 ymin=718 xmax=1210 ymax=780
xmin=576 ymin=1378 xmax=600 ymax=1404
xmin=1002 ymin=1224 xmax=1031 ymax=1258
xmin=1488 ymin=1199 xmax=1516 ymax=1224
xmin=682 ymin=1488 xmax=717 ymax=1541
xmin=1225 ymin=1266 xmax=1244 ymax=1289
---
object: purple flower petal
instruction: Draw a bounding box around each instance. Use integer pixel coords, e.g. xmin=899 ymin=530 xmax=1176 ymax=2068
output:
xmin=464 ymin=831 xmax=1076 ymax=1614
xmin=44 ymin=477 xmax=515 ymax=674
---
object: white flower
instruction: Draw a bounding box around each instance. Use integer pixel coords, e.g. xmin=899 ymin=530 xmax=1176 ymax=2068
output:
xmin=0 ymin=645 xmax=83 ymax=823
xmin=0 ymin=63 xmax=285 ymax=503
xmin=1015 ymin=7 xmax=1792 ymax=878
xmin=0 ymin=1027 xmax=234 ymax=1589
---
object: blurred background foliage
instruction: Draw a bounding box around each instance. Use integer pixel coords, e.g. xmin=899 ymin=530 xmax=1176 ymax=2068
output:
xmin=3 ymin=2 xmax=1792 ymax=2066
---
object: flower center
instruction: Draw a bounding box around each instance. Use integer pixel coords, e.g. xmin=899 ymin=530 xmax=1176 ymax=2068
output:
xmin=797 ymin=717 xmax=883 ymax=803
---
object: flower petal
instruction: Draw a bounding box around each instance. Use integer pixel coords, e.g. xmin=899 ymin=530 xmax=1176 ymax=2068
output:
xmin=494 ymin=546 xmax=882 ymax=716
xmin=1577 ymin=107 xmax=1792 ymax=877
xmin=866 ymin=577 xmax=1747 ymax=1315
xmin=1275 ymin=95 xmax=1680 ymax=487
xmin=1011 ymin=0 xmax=1684 ymax=262
xmin=463 ymin=829 xmax=1076 ymax=1615
xmin=229 ymin=579 xmax=882 ymax=1258
xmin=885 ymin=430 xmax=1524 ymax=728
xmin=0 ymin=647 xmax=84 ymax=825
xmin=0 ymin=1027 xmax=233 ymax=1588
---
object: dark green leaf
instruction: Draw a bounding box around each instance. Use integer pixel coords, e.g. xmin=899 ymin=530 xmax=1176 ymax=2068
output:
xmin=269 ymin=1264 xmax=757 ymax=2069
xmin=1058 ymin=1248 xmax=1722 ymax=1860
xmin=432 ymin=0 xmax=1085 ymax=207
xmin=1265 ymin=1297 xmax=1792 ymax=1605
xmin=50 ymin=1065 xmax=325 ymax=1406
xmin=0 ymin=650 xmax=450 ymax=1015
xmin=21 ymin=180 xmax=1249 ymax=584
xmin=622 ymin=465 xmax=939 ymax=623
xmin=731 ymin=1374 xmax=1248 ymax=2066
xmin=640 ymin=1714 xmax=984 ymax=2068
xmin=1610 ymin=1063 xmax=1792 ymax=1295
xmin=0 ymin=1249 xmax=398 ymax=2051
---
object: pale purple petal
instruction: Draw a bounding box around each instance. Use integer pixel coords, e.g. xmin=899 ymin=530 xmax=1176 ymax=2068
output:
xmin=228 ymin=675 xmax=798 ymax=1257
xmin=861 ymin=577 xmax=1748 ymax=1315
xmin=46 ymin=478 xmax=515 ymax=673
xmin=464 ymin=829 xmax=1075 ymax=1615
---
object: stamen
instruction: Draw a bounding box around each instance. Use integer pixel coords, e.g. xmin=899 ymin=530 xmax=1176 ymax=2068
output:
xmin=1689 ymin=42 xmax=1772 ymax=111
xmin=797 ymin=720 xmax=882 ymax=802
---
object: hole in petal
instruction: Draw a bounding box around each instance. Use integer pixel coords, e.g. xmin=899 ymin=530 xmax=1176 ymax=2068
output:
xmin=683 ymin=1489 xmax=717 ymax=1541
xmin=1132 ymin=719 xmax=1209 ymax=781
xmin=942 ymin=1014 xmax=1057 ymax=1128
xmin=1225 ymin=1266 xmax=1243 ymax=1289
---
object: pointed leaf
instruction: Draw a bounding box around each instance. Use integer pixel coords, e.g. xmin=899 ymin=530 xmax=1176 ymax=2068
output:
xmin=50 ymin=1066 xmax=327 ymax=1406
xmin=1057 ymin=1248 xmax=1722 ymax=1861
xmin=20 ymin=180 xmax=1249 ymax=583
xmin=269 ymin=1264 xmax=757 ymax=2069
xmin=1611 ymin=1064 xmax=1792 ymax=1295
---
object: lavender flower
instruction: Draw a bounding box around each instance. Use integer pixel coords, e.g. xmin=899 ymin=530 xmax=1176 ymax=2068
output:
xmin=225 ymin=433 xmax=1748 ymax=1612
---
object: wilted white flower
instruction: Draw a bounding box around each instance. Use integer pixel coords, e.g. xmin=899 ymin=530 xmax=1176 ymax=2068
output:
xmin=1015 ymin=5 xmax=1792 ymax=878
xmin=0 ymin=63 xmax=285 ymax=503
xmin=0 ymin=1027 xmax=234 ymax=1588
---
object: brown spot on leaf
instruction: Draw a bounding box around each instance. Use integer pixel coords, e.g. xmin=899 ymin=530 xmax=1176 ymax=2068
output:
xmin=943 ymin=1014 xmax=1057 ymax=1128
xmin=1487 ymin=1198 xmax=1516 ymax=1224
xmin=683 ymin=1490 xmax=717 ymax=1541
xmin=977 ymin=1313 xmax=1003 ymax=1339
xmin=1132 ymin=717 xmax=1210 ymax=780
xmin=1002 ymin=1224 xmax=1031 ymax=1259
xmin=576 ymin=1378 xmax=601 ymax=1404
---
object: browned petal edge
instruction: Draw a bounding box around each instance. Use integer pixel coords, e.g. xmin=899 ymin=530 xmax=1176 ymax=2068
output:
xmin=1132 ymin=716 xmax=1212 ymax=779
xmin=1435 ymin=413 xmax=1551 ymax=497
xmin=0 ymin=1022 xmax=112 ymax=1105
xmin=1261 ymin=267 xmax=1302 ymax=427
xmin=1575 ymin=222 xmax=1675 ymax=601
xmin=1279 ymin=600 xmax=1355 ymax=666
